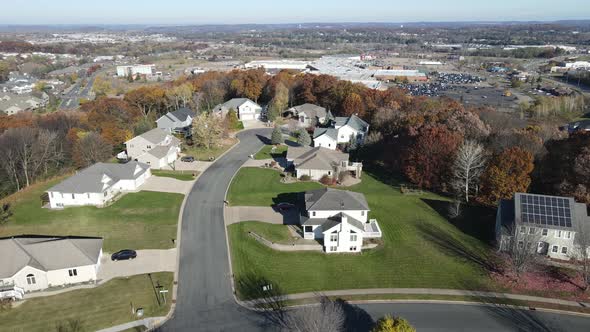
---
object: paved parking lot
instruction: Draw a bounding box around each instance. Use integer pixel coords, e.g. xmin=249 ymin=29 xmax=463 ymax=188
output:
xmin=139 ymin=175 xmax=194 ymax=194
xmin=98 ymin=249 xmax=176 ymax=282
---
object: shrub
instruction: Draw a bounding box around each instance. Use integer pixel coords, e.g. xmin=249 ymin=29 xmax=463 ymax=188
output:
xmin=299 ymin=174 xmax=311 ymax=181
xmin=320 ymin=174 xmax=335 ymax=185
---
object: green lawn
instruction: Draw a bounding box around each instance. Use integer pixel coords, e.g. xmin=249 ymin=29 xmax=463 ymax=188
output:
xmin=227 ymin=168 xmax=494 ymax=299
xmin=237 ymin=221 xmax=295 ymax=244
xmin=0 ymin=178 xmax=184 ymax=252
xmin=227 ymin=167 xmax=323 ymax=206
xmin=183 ymin=138 xmax=238 ymax=161
xmin=254 ymin=145 xmax=288 ymax=160
xmin=152 ymin=170 xmax=197 ymax=181
xmin=0 ymin=273 xmax=172 ymax=332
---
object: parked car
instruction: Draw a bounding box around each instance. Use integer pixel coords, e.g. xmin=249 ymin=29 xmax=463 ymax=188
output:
xmin=111 ymin=249 xmax=137 ymax=261
xmin=181 ymin=156 xmax=195 ymax=162
xmin=274 ymin=202 xmax=295 ymax=212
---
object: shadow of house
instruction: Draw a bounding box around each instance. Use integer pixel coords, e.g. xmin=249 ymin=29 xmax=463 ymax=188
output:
xmin=421 ymin=198 xmax=497 ymax=245
xmin=255 ymin=134 xmax=272 ymax=145
xmin=284 ymin=140 xmax=301 ymax=147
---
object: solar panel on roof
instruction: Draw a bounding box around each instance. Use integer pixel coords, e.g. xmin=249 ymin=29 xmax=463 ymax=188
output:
xmin=519 ymin=194 xmax=573 ymax=228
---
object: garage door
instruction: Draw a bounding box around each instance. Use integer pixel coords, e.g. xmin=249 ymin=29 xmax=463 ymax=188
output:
xmin=240 ymin=113 xmax=255 ymax=120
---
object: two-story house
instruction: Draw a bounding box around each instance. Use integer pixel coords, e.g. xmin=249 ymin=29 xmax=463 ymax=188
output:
xmin=156 ymin=107 xmax=194 ymax=135
xmin=312 ymin=115 xmax=370 ymax=150
xmin=300 ymin=188 xmax=381 ymax=253
xmin=125 ymin=128 xmax=181 ymax=169
xmin=496 ymin=192 xmax=590 ymax=260
xmin=212 ymin=98 xmax=262 ymax=121
xmin=286 ymin=146 xmax=363 ymax=181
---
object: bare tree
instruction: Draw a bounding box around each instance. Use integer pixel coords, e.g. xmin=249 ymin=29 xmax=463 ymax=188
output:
xmin=284 ymin=296 xmax=346 ymax=332
xmin=575 ymin=222 xmax=590 ymax=292
xmin=73 ymin=132 xmax=113 ymax=168
xmin=191 ymin=112 xmax=224 ymax=149
xmin=508 ymin=226 xmax=541 ymax=278
xmin=451 ymin=140 xmax=486 ymax=202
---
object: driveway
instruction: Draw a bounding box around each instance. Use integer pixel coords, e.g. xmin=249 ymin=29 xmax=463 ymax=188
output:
xmin=139 ymin=176 xmax=194 ymax=194
xmin=172 ymin=160 xmax=212 ymax=172
xmin=225 ymin=206 xmax=299 ymax=225
xmin=98 ymin=249 xmax=176 ymax=282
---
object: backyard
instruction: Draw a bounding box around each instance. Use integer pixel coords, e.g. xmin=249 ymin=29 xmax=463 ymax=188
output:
xmin=227 ymin=168 xmax=496 ymax=299
xmin=0 ymin=272 xmax=172 ymax=332
xmin=0 ymin=177 xmax=184 ymax=252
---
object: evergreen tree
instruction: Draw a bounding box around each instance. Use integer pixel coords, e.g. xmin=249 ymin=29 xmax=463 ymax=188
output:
xmin=271 ymin=125 xmax=283 ymax=145
xmin=297 ymin=129 xmax=311 ymax=147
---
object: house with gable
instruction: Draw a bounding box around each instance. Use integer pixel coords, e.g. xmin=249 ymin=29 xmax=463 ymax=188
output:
xmin=125 ymin=128 xmax=181 ymax=169
xmin=212 ymin=98 xmax=262 ymax=121
xmin=156 ymin=107 xmax=194 ymax=135
xmin=286 ymin=145 xmax=363 ymax=181
xmin=46 ymin=162 xmax=151 ymax=209
xmin=287 ymin=103 xmax=332 ymax=128
xmin=300 ymin=188 xmax=381 ymax=253
xmin=312 ymin=114 xmax=369 ymax=150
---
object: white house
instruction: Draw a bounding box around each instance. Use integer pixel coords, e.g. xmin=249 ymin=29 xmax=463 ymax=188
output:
xmin=116 ymin=64 xmax=155 ymax=77
xmin=125 ymin=128 xmax=181 ymax=169
xmin=287 ymin=146 xmax=362 ymax=181
xmin=300 ymin=188 xmax=382 ymax=253
xmin=156 ymin=107 xmax=194 ymax=134
xmin=212 ymin=98 xmax=262 ymax=121
xmin=0 ymin=236 xmax=103 ymax=299
xmin=312 ymin=115 xmax=370 ymax=150
xmin=286 ymin=104 xmax=332 ymax=127
xmin=496 ymin=193 xmax=590 ymax=260
xmin=46 ymin=162 xmax=151 ymax=209
xmin=0 ymin=92 xmax=46 ymax=116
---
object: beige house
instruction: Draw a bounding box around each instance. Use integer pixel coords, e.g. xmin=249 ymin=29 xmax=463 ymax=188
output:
xmin=125 ymin=128 xmax=181 ymax=169
xmin=286 ymin=146 xmax=362 ymax=181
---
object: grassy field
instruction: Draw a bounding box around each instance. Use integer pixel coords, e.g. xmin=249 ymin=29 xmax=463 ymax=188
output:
xmin=0 ymin=273 xmax=172 ymax=332
xmin=183 ymin=137 xmax=238 ymax=161
xmin=236 ymin=221 xmax=295 ymax=244
xmin=227 ymin=167 xmax=323 ymax=206
xmin=152 ymin=170 xmax=197 ymax=181
xmin=228 ymin=168 xmax=495 ymax=299
xmin=254 ymin=145 xmax=288 ymax=160
xmin=0 ymin=178 xmax=184 ymax=252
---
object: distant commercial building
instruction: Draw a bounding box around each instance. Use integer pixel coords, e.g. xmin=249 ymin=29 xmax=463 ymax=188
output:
xmin=244 ymin=60 xmax=310 ymax=72
xmin=116 ymin=64 xmax=156 ymax=77
xmin=373 ymin=69 xmax=428 ymax=82
xmin=419 ymin=61 xmax=443 ymax=66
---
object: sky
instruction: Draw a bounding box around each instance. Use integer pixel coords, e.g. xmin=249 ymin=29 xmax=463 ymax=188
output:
xmin=0 ymin=0 xmax=589 ymax=25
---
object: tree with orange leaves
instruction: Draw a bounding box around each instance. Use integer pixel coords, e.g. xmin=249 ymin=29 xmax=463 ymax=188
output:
xmin=478 ymin=147 xmax=534 ymax=205
xmin=342 ymin=92 xmax=363 ymax=117
xmin=124 ymin=86 xmax=167 ymax=119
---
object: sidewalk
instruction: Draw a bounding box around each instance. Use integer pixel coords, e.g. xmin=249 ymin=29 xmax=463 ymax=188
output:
xmin=241 ymin=288 xmax=590 ymax=309
xmin=96 ymin=316 xmax=166 ymax=332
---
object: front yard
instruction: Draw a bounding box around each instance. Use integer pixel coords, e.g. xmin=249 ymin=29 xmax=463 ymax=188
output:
xmin=151 ymin=169 xmax=197 ymax=181
xmin=0 ymin=272 xmax=172 ymax=332
xmin=254 ymin=145 xmax=288 ymax=160
xmin=0 ymin=177 xmax=184 ymax=253
xmin=227 ymin=167 xmax=495 ymax=298
xmin=183 ymin=137 xmax=238 ymax=161
xmin=227 ymin=167 xmax=323 ymax=206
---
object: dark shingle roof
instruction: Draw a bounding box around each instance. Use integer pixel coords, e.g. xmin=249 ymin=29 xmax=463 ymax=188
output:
xmin=335 ymin=115 xmax=369 ymax=132
xmin=305 ymin=188 xmax=369 ymax=211
xmin=287 ymin=146 xmax=349 ymax=171
xmin=292 ymin=103 xmax=328 ymax=119
xmin=313 ymin=127 xmax=338 ymax=140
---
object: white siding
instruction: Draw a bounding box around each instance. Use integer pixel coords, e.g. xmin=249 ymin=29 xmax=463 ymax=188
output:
xmin=310 ymin=209 xmax=368 ymax=223
xmin=237 ymin=101 xmax=262 ymax=120
xmin=46 ymin=264 xmax=98 ymax=288
xmin=322 ymin=215 xmax=364 ymax=253
xmin=6 ymin=266 xmax=48 ymax=292
xmin=48 ymin=190 xmax=113 ymax=209
xmin=296 ymin=168 xmax=335 ymax=181
xmin=313 ymin=135 xmax=337 ymax=150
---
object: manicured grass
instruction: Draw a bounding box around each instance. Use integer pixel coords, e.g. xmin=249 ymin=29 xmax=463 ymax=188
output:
xmin=152 ymin=170 xmax=197 ymax=181
xmin=0 ymin=273 xmax=172 ymax=332
xmin=0 ymin=178 xmax=184 ymax=252
xmin=228 ymin=169 xmax=494 ymax=299
xmin=227 ymin=167 xmax=323 ymax=206
xmin=238 ymin=221 xmax=294 ymax=244
xmin=254 ymin=144 xmax=288 ymax=160
xmin=183 ymin=138 xmax=238 ymax=161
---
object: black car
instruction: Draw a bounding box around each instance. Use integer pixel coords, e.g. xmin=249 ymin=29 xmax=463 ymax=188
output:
xmin=111 ymin=249 xmax=137 ymax=261
xmin=181 ymin=156 xmax=195 ymax=162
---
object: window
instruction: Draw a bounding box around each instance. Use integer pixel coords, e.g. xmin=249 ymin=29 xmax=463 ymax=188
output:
xmin=312 ymin=211 xmax=316 ymax=217
xmin=146 ymin=145 xmax=152 ymax=149
xmin=68 ymin=269 xmax=77 ymax=277
xmin=330 ymin=234 xmax=338 ymax=242
xmin=566 ymin=232 xmax=571 ymax=239
xmin=304 ymin=226 xmax=313 ymax=233
xmin=361 ymin=211 xmax=365 ymax=216
xmin=542 ymin=229 xmax=548 ymax=236
xmin=556 ymin=230 xmax=562 ymax=238
xmin=518 ymin=241 xmax=524 ymax=249
xmin=50 ymin=192 xmax=53 ymax=198
xmin=520 ymin=226 xmax=526 ymax=234
xmin=26 ymin=274 xmax=36 ymax=285
xmin=561 ymin=247 xmax=568 ymax=255
xmin=329 ymin=246 xmax=337 ymax=252
xmin=104 ymin=192 xmax=108 ymax=197
xmin=349 ymin=246 xmax=357 ymax=251
xmin=529 ymin=227 xmax=535 ymax=234
xmin=526 ymin=242 xmax=532 ymax=250
xmin=538 ymin=242 xmax=544 ymax=248
xmin=552 ymin=245 xmax=559 ymax=253
xmin=350 ymin=234 xmax=358 ymax=242
xmin=328 ymin=171 xmax=331 ymax=176
xmin=71 ymin=194 xmax=75 ymax=199
xmin=87 ymin=193 xmax=90 ymax=199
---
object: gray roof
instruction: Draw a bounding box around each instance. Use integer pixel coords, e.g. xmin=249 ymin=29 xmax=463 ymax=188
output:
xmin=0 ymin=93 xmax=42 ymax=113
xmin=291 ymin=103 xmax=328 ymax=119
xmin=214 ymin=98 xmax=260 ymax=113
xmin=157 ymin=108 xmax=193 ymax=127
xmin=305 ymin=188 xmax=369 ymax=211
xmin=313 ymin=127 xmax=338 ymax=140
xmin=0 ymin=236 xmax=103 ymax=278
xmin=287 ymin=146 xmax=349 ymax=171
xmin=301 ymin=213 xmax=365 ymax=232
xmin=147 ymin=145 xmax=174 ymax=159
xmin=335 ymin=115 xmax=369 ymax=132
xmin=136 ymin=128 xmax=170 ymax=145
xmin=47 ymin=161 xmax=149 ymax=194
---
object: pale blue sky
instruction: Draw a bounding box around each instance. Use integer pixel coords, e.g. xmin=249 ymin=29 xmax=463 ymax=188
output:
xmin=1 ymin=0 xmax=589 ymax=25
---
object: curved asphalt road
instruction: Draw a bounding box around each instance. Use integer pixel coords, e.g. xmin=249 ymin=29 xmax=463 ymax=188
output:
xmin=162 ymin=128 xmax=590 ymax=331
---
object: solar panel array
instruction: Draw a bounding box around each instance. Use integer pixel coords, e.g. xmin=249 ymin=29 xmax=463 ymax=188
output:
xmin=519 ymin=194 xmax=573 ymax=228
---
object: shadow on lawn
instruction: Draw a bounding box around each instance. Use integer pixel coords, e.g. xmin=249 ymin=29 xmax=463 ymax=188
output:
xmin=421 ymin=198 xmax=497 ymax=245
xmin=255 ymin=134 xmax=272 ymax=145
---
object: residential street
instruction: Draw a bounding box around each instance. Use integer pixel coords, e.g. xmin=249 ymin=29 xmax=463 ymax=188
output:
xmin=161 ymin=128 xmax=590 ymax=331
